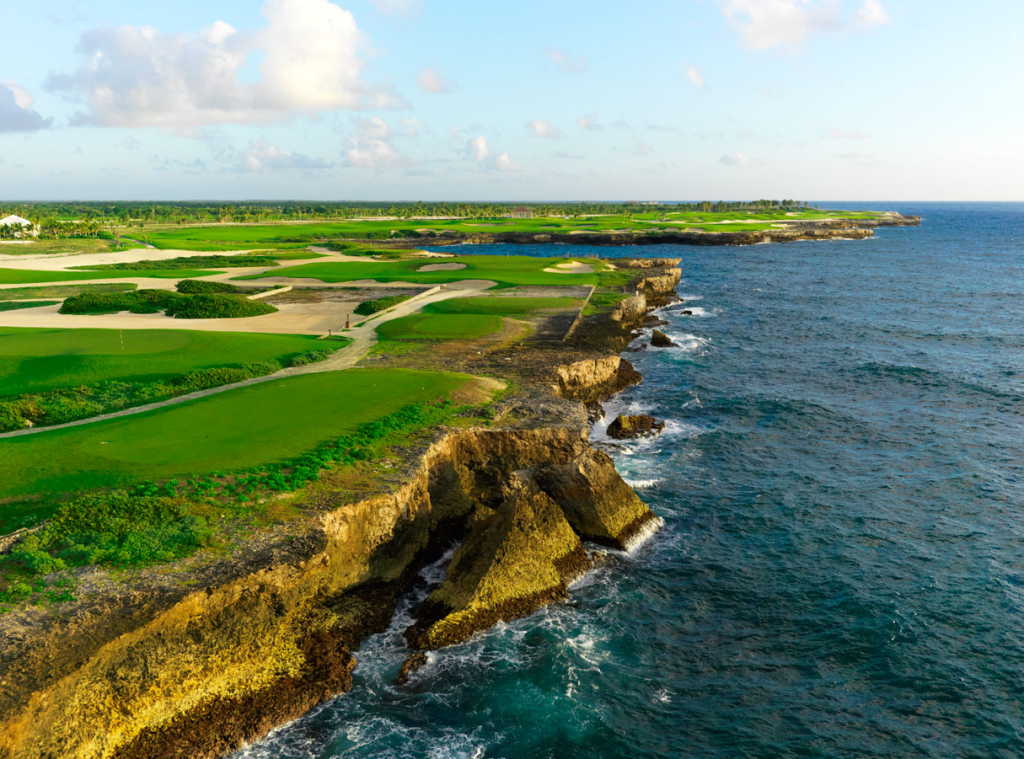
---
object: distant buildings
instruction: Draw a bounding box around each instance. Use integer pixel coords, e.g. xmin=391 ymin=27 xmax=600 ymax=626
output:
xmin=508 ymin=206 xmax=534 ymax=219
xmin=0 ymin=215 xmax=38 ymax=238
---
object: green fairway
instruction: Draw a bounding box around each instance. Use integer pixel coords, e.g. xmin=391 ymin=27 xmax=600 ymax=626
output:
xmin=424 ymin=296 xmax=580 ymax=315
xmin=0 ymin=369 xmax=467 ymax=500
xmin=0 ymin=301 xmax=59 ymax=312
xmin=0 ymin=283 xmax=138 ymax=301
xmin=376 ymin=313 xmax=503 ymax=341
xmin=0 ymin=328 xmax=325 ymax=397
xmin=0 ymin=268 xmax=220 ymax=285
xmin=238 ymin=255 xmax=602 ymax=288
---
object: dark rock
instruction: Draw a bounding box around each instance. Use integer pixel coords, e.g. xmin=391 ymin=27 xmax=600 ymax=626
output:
xmin=396 ymin=652 xmax=428 ymax=685
xmin=585 ymin=401 xmax=606 ymax=423
xmin=682 ymin=310 xmax=693 ymax=316
xmin=642 ymin=315 xmax=669 ymax=328
xmin=651 ymin=330 xmax=676 ymax=348
xmin=606 ymin=414 xmax=666 ymax=440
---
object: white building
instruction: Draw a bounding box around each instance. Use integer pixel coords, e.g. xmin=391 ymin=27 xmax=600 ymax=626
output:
xmin=0 ymin=215 xmax=38 ymax=238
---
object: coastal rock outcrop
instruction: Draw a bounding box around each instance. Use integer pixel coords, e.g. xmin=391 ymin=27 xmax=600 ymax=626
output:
xmin=651 ymin=330 xmax=675 ymax=348
xmin=0 ymin=425 xmax=660 ymax=759
xmin=606 ymin=414 xmax=666 ymax=440
xmin=610 ymin=293 xmax=646 ymax=323
xmin=554 ymin=356 xmax=641 ymax=402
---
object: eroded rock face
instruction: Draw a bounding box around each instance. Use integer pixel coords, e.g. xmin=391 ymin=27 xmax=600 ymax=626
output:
xmin=606 ymin=414 xmax=666 ymax=440
xmin=610 ymin=293 xmax=646 ymax=323
xmin=403 ymin=478 xmax=592 ymax=653
xmin=651 ymin=330 xmax=676 ymax=348
xmin=553 ymin=357 xmax=642 ymax=403
xmin=0 ymin=425 xmax=659 ymax=759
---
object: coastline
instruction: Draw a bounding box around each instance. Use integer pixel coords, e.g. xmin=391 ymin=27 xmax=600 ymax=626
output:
xmin=0 ymin=260 xmax=681 ymax=759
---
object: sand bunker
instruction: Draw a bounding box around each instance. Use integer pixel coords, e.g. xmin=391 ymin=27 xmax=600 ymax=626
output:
xmin=418 ymin=263 xmax=467 ymax=272
xmin=543 ymin=261 xmax=595 ymax=274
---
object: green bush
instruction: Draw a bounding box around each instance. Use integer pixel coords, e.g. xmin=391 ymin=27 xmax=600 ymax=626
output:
xmin=176 ymin=279 xmax=240 ymax=294
xmin=354 ymin=294 xmax=411 ymax=315
xmin=165 ymin=293 xmax=277 ymax=319
xmin=288 ymin=349 xmax=334 ymax=367
xmin=60 ymin=290 xmax=183 ymax=315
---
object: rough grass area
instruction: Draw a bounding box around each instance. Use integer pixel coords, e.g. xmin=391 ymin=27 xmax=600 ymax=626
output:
xmin=376 ymin=313 xmax=503 ymax=341
xmin=72 ymin=252 xmax=319 ymax=272
xmin=175 ymin=279 xmax=243 ymax=294
xmin=354 ymin=294 xmax=412 ymax=315
xmin=0 ymin=283 xmax=138 ymax=301
xmin=0 ymin=327 xmax=325 ymax=397
xmin=0 ymin=301 xmax=59 ymax=312
xmin=0 ymin=268 xmax=220 ymax=284
xmin=239 ymin=255 xmax=604 ymax=288
xmin=423 ymin=296 xmax=580 ymax=315
xmin=0 ymin=369 xmax=467 ymax=502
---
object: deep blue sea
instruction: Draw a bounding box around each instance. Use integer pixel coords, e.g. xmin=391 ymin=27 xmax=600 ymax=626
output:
xmin=236 ymin=203 xmax=1024 ymax=758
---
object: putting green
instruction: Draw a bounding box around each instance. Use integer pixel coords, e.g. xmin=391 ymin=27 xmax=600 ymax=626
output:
xmin=376 ymin=313 xmax=503 ymax=341
xmin=0 ymin=327 xmax=326 ymax=397
xmin=0 ymin=368 xmax=467 ymax=500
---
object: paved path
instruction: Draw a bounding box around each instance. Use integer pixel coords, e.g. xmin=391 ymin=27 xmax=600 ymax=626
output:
xmin=0 ymin=282 xmax=490 ymax=440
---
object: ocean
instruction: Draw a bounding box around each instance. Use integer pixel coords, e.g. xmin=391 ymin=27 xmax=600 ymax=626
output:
xmin=235 ymin=202 xmax=1024 ymax=758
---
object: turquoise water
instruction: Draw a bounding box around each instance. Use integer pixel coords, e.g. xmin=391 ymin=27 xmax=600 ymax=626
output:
xmin=236 ymin=203 xmax=1024 ymax=758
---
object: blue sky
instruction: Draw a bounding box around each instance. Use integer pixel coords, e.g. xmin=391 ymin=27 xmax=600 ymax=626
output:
xmin=0 ymin=0 xmax=1020 ymax=200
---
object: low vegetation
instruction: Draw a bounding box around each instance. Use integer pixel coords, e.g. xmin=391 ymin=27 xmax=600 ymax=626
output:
xmin=74 ymin=253 xmax=308 ymax=272
xmin=59 ymin=289 xmax=277 ymax=319
xmin=175 ymin=279 xmax=243 ymax=294
xmin=0 ymin=301 xmax=59 ymax=312
xmin=0 ymin=283 xmax=138 ymax=301
xmin=0 ymin=268 xmax=220 ymax=285
xmin=354 ymin=294 xmax=413 ymax=315
xmin=424 ymin=296 xmax=580 ymax=315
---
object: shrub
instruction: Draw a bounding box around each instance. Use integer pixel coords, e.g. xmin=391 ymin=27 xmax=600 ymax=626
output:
xmin=166 ymin=293 xmax=277 ymax=319
xmin=176 ymin=279 xmax=240 ymax=294
xmin=288 ymin=349 xmax=334 ymax=367
xmin=354 ymin=294 xmax=411 ymax=315
xmin=60 ymin=290 xmax=183 ymax=315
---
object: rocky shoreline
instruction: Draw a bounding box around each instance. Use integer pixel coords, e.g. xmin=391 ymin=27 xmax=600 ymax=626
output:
xmin=0 ymin=260 xmax=682 ymax=759
xmin=386 ymin=212 xmax=921 ymax=248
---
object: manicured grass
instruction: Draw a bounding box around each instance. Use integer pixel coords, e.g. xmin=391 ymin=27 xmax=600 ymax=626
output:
xmin=238 ymin=255 xmax=603 ymax=288
xmin=0 ymin=327 xmax=325 ymax=397
xmin=0 ymin=283 xmax=138 ymax=300
xmin=0 ymin=268 xmax=220 ymax=285
xmin=424 ymin=296 xmax=580 ymax=315
xmin=376 ymin=313 xmax=503 ymax=341
xmin=0 ymin=301 xmax=59 ymax=312
xmin=0 ymin=369 xmax=467 ymax=500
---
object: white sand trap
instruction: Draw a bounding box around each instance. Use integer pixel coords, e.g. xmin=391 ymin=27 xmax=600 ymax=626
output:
xmin=418 ymin=263 xmax=467 ymax=272
xmin=543 ymin=261 xmax=595 ymax=274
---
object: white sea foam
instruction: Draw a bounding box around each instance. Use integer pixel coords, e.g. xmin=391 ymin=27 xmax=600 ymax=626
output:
xmin=624 ymin=477 xmax=662 ymax=489
xmin=623 ymin=516 xmax=665 ymax=553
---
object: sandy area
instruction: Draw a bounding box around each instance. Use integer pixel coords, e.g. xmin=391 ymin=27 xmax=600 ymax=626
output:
xmin=543 ymin=261 xmax=595 ymax=274
xmin=418 ymin=263 xmax=467 ymax=272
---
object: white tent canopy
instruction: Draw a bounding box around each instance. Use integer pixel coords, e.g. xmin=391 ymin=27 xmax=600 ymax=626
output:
xmin=0 ymin=215 xmax=33 ymax=227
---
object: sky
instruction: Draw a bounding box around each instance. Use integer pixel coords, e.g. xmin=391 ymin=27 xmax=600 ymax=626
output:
xmin=0 ymin=0 xmax=1021 ymax=201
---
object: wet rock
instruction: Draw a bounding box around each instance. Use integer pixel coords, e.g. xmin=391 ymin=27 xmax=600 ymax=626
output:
xmin=606 ymin=414 xmax=666 ymax=440
xmin=585 ymin=401 xmax=606 ymax=423
xmin=396 ymin=652 xmax=428 ymax=685
xmin=682 ymin=310 xmax=693 ymax=316
xmin=651 ymin=330 xmax=676 ymax=348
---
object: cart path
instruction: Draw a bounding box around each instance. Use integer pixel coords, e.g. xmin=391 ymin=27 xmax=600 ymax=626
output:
xmin=0 ymin=282 xmax=490 ymax=440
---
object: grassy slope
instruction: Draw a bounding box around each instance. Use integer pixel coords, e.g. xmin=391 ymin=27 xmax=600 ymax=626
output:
xmin=0 ymin=283 xmax=138 ymax=301
xmin=376 ymin=313 xmax=503 ymax=341
xmin=0 ymin=328 xmax=325 ymax=397
xmin=0 ymin=302 xmax=59 ymax=312
xmin=0 ymin=369 xmax=466 ymax=500
xmin=0 ymin=269 xmax=220 ymax=285
xmin=239 ymin=255 xmax=602 ymax=288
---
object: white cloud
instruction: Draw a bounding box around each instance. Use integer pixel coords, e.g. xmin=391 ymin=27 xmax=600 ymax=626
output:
xmin=370 ymin=0 xmax=422 ymax=15
xmin=465 ymin=136 xmax=521 ymax=172
xmin=839 ymin=148 xmax=878 ymax=163
xmin=527 ymin=119 xmax=560 ymax=139
xmin=237 ymin=139 xmax=332 ymax=172
xmin=401 ymin=117 xmax=424 ymax=136
xmin=0 ymin=81 xmax=51 ymax=132
xmin=633 ymin=139 xmax=653 ymax=156
xmin=716 ymin=0 xmax=890 ymax=50
xmin=719 ymin=152 xmax=754 ymax=166
xmin=345 ymin=116 xmax=410 ymax=168
xmin=546 ymin=48 xmax=587 ymax=73
xmin=577 ymin=113 xmax=599 ymax=130
xmin=555 ymin=150 xmax=584 ymax=160
xmin=46 ymin=0 xmax=398 ymax=128
xmin=417 ymin=68 xmax=454 ymax=94
xmin=853 ymin=0 xmax=889 ymax=28
xmin=685 ymin=64 xmax=706 ymax=89
xmin=830 ymin=127 xmax=871 ymax=139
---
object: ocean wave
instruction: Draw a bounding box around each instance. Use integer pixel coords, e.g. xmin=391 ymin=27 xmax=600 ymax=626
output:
xmin=624 ymin=477 xmax=662 ymax=489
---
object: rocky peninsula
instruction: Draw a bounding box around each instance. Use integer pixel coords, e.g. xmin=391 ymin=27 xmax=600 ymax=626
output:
xmin=0 ymin=259 xmax=682 ymax=758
